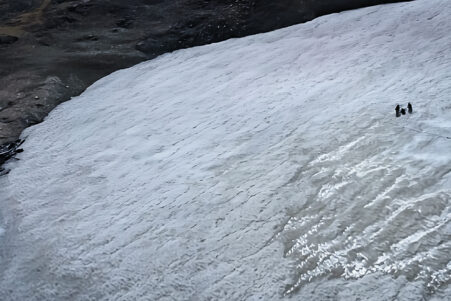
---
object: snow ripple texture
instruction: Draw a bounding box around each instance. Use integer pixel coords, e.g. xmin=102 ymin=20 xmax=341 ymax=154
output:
xmin=1 ymin=0 xmax=450 ymax=300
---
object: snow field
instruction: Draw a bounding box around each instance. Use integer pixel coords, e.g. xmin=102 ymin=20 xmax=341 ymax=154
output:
xmin=1 ymin=0 xmax=450 ymax=299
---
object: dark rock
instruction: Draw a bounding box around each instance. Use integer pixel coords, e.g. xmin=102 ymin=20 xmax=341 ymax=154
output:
xmin=0 ymin=35 xmax=18 ymax=45
xmin=135 ymin=36 xmax=180 ymax=56
xmin=116 ymin=18 xmax=134 ymax=28
xmin=44 ymin=15 xmax=78 ymax=29
xmin=306 ymin=0 xmax=409 ymax=16
xmin=67 ymin=3 xmax=92 ymax=16
xmin=0 ymin=139 xmax=24 ymax=166
xmin=76 ymin=34 xmax=99 ymax=42
xmin=0 ymin=0 xmax=41 ymax=18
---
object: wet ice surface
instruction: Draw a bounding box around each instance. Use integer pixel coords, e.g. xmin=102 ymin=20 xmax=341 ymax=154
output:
xmin=1 ymin=0 xmax=450 ymax=300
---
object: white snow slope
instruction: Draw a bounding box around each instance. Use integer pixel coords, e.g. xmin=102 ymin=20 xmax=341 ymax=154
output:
xmin=1 ymin=0 xmax=450 ymax=300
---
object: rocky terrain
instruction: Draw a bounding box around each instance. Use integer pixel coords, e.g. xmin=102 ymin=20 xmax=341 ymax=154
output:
xmin=0 ymin=0 xmax=408 ymax=166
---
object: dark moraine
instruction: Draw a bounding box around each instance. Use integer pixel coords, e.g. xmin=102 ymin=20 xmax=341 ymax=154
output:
xmin=0 ymin=0 xmax=409 ymax=166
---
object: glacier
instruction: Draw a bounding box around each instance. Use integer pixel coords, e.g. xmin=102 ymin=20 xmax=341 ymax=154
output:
xmin=0 ymin=0 xmax=450 ymax=300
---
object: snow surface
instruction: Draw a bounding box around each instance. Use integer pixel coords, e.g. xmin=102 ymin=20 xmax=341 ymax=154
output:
xmin=1 ymin=0 xmax=451 ymax=299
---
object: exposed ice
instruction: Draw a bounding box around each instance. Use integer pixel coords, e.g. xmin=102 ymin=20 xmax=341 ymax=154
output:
xmin=0 ymin=0 xmax=450 ymax=300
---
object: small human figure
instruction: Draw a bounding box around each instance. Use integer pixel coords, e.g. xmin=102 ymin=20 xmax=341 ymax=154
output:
xmin=407 ymin=102 xmax=413 ymax=114
xmin=395 ymin=104 xmax=400 ymax=117
xmin=401 ymin=108 xmax=406 ymax=115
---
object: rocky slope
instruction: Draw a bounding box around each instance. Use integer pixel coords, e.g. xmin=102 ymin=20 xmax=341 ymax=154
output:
xmin=0 ymin=0 xmax=408 ymax=164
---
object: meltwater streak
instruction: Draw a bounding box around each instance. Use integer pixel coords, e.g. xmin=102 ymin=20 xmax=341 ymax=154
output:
xmin=274 ymin=114 xmax=450 ymax=296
